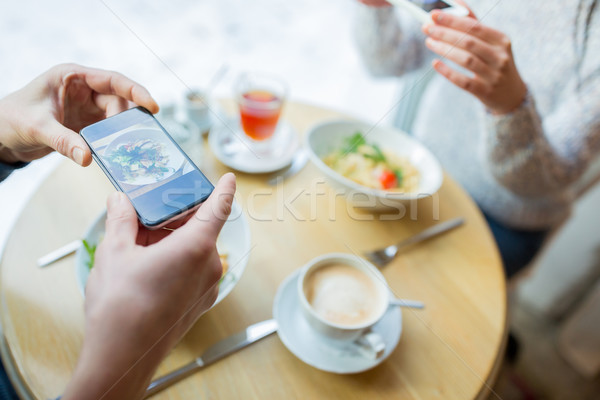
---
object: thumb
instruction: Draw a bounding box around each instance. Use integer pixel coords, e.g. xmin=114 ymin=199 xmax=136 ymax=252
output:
xmin=41 ymin=120 xmax=93 ymax=166
xmin=168 ymin=173 xmax=237 ymax=243
xmin=191 ymin=172 xmax=237 ymax=238
xmin=104 ymin=192 xmax=138 ymax=246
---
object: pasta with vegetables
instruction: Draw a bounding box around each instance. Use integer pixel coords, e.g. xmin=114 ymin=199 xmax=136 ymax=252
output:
xmin=323 ymin=133 xmax=419 ymax=192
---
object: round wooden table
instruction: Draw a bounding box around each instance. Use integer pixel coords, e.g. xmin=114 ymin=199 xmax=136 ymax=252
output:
xmin=0 ymin=102 xmax=506 ymax=399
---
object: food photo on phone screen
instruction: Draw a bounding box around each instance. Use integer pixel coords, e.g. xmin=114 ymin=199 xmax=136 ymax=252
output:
xmin=81 ymin=107 xmax=214 ymax=229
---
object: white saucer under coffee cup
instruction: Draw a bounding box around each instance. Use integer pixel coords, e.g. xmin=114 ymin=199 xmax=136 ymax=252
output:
xmin=297 ymin=253 xmax=390 ymax=358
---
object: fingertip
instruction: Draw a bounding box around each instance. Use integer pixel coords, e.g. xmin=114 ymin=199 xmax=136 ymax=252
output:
xmin=135 ymin=86 xmax=160 ymax=114
xmin=78 ymin=147 xmax=93 ymax=167
xmin=142 ymin=97 xmax=159 ymax=114
xmin=186 ymin=173 xmax=237 ymax=233
xmin=69 ymin=140 xmax=91 ymax=166
xmin=105 ymin=191 xmax=138 ymax=245
xmin=70 ymin=132 xmax=93 ymax=166
xmin=72 ymin=147 xmax=85 ymax=166
xmin=149 ymin=100 xmax=160 ymax=114
xmin=431 ymin=10 xmax=443 ymax=23
xmin=215 ymin=172 xmax=236 ymax=205
xmin=81 ymin=156 xmax=93 ymax=167
xmin=220 ymin=172 xmax=237 ymax=188
xmin=432 ymin=59 xmax=447 ymax=75
xmin=107 ymin=191 xmax=127 ymax=214
xmin=216 ymin=173 xmax=237 ymax=202
xmin=127 ymin=83 xmax=157 ymax=114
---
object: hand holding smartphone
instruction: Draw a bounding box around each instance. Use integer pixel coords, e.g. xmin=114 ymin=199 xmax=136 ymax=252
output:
xmin=80 ymin=107 xmax=214 ymax=229
xmin=386 ymin=0 xmax=468 ymax=24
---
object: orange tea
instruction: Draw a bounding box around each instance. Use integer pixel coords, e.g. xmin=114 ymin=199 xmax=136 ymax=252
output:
xmin=239 ymin=90 xmax=283 ymax=141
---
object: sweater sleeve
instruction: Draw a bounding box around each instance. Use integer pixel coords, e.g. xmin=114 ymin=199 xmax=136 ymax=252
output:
xmin=484 ymin=1 xmax=600 ymax=197
xmin=0 ymin=165 xmax=11 ymax=182
xmin=0 ymin=161 xmax=28 ymax=182
xmin=0 ymin=163 xmax=14 ymax=182
xmin=485 ymin=78 xmax=600 ymax=197
xmin=352 ymin=3 xmax=431 ymax=77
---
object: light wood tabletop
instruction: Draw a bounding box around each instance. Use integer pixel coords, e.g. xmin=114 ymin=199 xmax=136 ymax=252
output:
xmin=0 ymin=101 xmax=506 ymax=399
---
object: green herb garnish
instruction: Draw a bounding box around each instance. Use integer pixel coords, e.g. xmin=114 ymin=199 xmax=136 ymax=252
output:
xmin=82 ymin=239 xmax=96 ymax=270
xmin=394 ymin=169 xmax=404 ymax=186
xmin=342 ymin=132 xmax=367 ymax=154
xmin=104 ymin=139 xmax=172 ymax=183
xmin=363 ymin=143 xmax=387 ymax=163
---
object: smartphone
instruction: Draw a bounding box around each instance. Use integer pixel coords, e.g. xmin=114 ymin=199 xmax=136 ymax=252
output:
xmin=388 ymin=0 xmax=468 ymax=24
xmin=412 ymin=0 xmax=466 ymax=12
xmin=80 ymin=106 xmax=214 ymax=229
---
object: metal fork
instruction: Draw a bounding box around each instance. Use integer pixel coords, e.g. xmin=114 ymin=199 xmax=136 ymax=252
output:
xmin=364 ymin=217 xmax=465 ymax=268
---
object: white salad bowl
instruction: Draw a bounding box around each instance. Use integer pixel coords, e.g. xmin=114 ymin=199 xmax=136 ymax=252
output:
xmin=74 ymin=201 xmax=251 ymax=308
xmin=305 ymin=119 xmax=443 ymax=209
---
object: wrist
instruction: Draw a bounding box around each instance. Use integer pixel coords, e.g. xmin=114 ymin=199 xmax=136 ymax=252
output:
xmin=63 ymin=302 xmax=174 ymax=399
xmin=64 ymin=333 xmax=170 ymax=400
xmin=488 ymin=82 xmax=528 ymax=116
xmin=485 ymin=89 xmax=539 ymax=145
xmin=0 ymin=100 xmax=21 ymax=164
xmin=0 ymin=145 xmax=20 ymax=164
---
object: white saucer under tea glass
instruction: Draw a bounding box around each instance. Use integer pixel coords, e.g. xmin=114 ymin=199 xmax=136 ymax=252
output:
xmin=273 ymin=269 xmax=402 ymax=374
xmin=208 ymin=116 xmax=299 ymax=174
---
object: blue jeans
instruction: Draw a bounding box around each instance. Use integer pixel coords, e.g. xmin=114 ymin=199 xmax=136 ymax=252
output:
xmin=483 ymin=212 xmax=549 ymax=279
xmin=0 ymin=358 xmax=18 ymax=400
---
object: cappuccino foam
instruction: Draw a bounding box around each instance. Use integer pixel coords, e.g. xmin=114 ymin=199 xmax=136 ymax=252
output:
xmin=303 ymin=263 xmax=380 ymax=327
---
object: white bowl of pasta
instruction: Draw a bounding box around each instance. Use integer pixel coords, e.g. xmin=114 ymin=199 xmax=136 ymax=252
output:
xmin=305 ymin=119 xmax=443 ymax=209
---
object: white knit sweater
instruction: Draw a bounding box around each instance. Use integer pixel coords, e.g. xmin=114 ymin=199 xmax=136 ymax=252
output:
xmin=354 ymin=0 xmax=600 ymax=229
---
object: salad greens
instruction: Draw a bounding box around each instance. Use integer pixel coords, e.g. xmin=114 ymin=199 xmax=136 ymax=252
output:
xmin=343 ymin=132 xmax=404 ymax=187
xmin=341 ymin=132 xmax=367 ymax=154
xmin=343 ymin=133 xmax=388 ymax=164
xmin=323 ymin=132 xmax=420 ymax=191
xmin=82 ymin=239 xmax=96 ymax=270
xmin=363 ymin=143 xmax=386 ymax=163
xmin=105 ymin=139 xmax=172 ymax=183
xmin=393 ymin=168 xmax=404 ymax=186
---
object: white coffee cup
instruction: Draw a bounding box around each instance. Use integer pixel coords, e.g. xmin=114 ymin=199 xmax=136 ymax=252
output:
xmin=297 ymin=253 xmax=390 ymax=358
xmin=184 ymin=89 xmax=212 ymax=133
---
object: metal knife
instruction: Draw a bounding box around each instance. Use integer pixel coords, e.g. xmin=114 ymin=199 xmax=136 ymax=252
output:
xmin=145 ymin=319 xmax=278 ymax=398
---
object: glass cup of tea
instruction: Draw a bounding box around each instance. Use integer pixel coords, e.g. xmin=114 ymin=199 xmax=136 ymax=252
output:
xmin=234 ymin=72 xmax=288 ymax=144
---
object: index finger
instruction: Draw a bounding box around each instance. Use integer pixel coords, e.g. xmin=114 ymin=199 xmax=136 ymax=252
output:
xmin=430 ymin=10 xmax=505 ymax=45
xmin=69 ymin=65 xmax=159 ymax=114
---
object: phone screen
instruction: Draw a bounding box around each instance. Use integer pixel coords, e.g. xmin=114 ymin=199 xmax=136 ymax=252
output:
xmin=81 ymin=107 xmax=213 ymax=227
xmin=410 ymin=0 xmax=451 ymax=12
